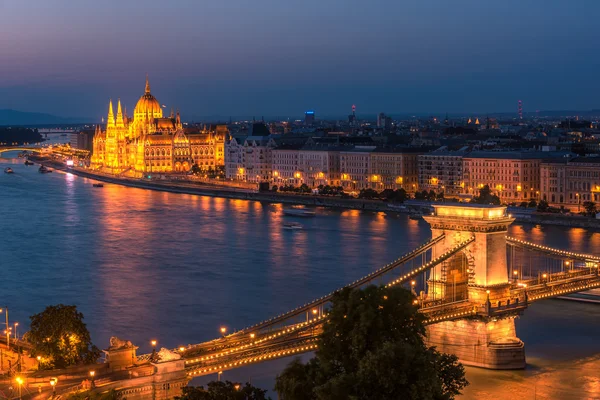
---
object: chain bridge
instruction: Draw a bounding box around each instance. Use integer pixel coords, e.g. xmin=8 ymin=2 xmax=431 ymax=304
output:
xmin=94 ymin=204 xmax=600 ymax=398
xmin=123 ymin=205 xmax=600 ymax=375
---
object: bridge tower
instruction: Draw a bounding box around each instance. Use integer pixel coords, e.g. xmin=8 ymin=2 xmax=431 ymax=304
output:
xmin=423 ymin=204 xmax=526 ymax=369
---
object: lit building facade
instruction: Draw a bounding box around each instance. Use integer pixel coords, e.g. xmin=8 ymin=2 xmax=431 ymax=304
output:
xmin=91 ymin=76 xmax=227 ymax=175
xmin=225 ymin=135 xmax=275 ymax=183
xmin=540 ymin=157 xmax=600 ymax=210
xmin=462 ymin=152 xmax=570 ymax=203
xmin=418 ymin=147 xmax=468 ymax=195
xmin=271 ymin=145 xmax=342 ymax=187
xmin=340 ymin=147 xmax=421 ymax=192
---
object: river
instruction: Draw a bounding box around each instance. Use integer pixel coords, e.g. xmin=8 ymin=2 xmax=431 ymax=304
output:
xmin=2 ymin=152 xmax=600 ymax=399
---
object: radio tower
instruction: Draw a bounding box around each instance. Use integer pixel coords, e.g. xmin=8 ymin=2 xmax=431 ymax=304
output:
xmin=518 ymin=100 xmax=523 ymax=120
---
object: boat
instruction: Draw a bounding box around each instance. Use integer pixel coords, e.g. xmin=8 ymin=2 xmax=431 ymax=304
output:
xmin=24 ymin=160 xmax=34 ymax=166
xmin=409 ymin=213 xmax=423 ymax=220
xmin=283 ymin=222 xmax=303 ymax=230
xmin=283 ymin=208 xmax=316 ymax=217
xmin=92 ymin=183 xmax=104 ymax=188
xmin=4 ymin=167 xmax=14 ymax=174
xmin=38 ymin=165 xmax=53 ymax=173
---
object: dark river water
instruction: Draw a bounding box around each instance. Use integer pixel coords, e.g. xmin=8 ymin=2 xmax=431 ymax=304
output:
xmin=2 ymin=151 xmax=600 ymax=399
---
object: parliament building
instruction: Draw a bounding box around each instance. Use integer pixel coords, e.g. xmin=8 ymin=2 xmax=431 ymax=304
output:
xmin=91 ymin=76 xmax=227 ymax=175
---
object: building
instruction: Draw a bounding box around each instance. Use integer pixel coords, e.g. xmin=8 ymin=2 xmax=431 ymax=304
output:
xmin=462 ymin=151 xmax=569 ymax=204
xmin=91 ymin=76 xmax=227 ymax=176
xmin=304 ymin=111 xmax=315 ymax=126
xmin=418 ymin=147 xmax=468 ymax=196
xmin=272 ymin=143 xmax=342 ymax=188
xmin=225 ymin=133 xmax=275 ymax=183
xmin=340 ymin=146 xmax=421 ymax=192
xmin=73 ymin=129 xmax=95 ymax=152
xmin=540 ymin=157 xmax=600 ymax=210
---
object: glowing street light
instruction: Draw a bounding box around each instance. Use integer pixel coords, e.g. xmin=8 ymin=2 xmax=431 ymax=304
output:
xmin=50 ymin=378 xmax=57 ymax=397
xmin=220 ymin=327 xmax=227 ymax=336
xmin=218 ymin=371 xmax=223 ymax=382
xmin=15 ymin=376 xmax=23 ymax=399
xmin=234 ymin=384 xmax=241 ymax=391
xmin=179 ymin=347 xmax=185 ymax=352
xmin=90 ymin=370 xmax=96 ymax=389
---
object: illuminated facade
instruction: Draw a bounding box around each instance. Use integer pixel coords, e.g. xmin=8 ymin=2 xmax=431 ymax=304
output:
xmin=91 ymin=76 xmax=227 ymax=175
xmin=462 ymin=152 xmax=545 ymax=203
xmin=540 ymin=157 xmax=600 ymax=210
xmin=340 ymin=147 xmax=421 ymax=192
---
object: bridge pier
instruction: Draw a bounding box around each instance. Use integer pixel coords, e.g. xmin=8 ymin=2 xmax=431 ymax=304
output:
xmin=426 ymin=316 xmax=525 ymax=369
xmin=423 ymin=205 xmax=526 ymax=369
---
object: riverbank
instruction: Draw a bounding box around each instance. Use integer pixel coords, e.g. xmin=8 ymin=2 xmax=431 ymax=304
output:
xmin=34 ymin=158 xmax=405 ymax=213
xmin=31 ymin=157 xmax=600 ymax=230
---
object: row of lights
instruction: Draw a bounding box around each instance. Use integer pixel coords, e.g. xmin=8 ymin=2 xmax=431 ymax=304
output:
xmin=530 ymin=280 xmax=600 ymax=302
xmin=506 ymin=237 xmax=600 ymax=262
xmin=386 ymin=237 xmax=475 ymax=288
xmin=187 ymin=343 xmax=318 ymax=376
xmin=186 ymin=312 xmax=326 ymax=365
xmin=233 ymin=234 xmax=445 ymax=336
xmin=424 ymin=309 xmax=478 ymax=324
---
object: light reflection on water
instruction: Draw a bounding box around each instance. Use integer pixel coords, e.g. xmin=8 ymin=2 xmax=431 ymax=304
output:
xmin=1 ymin=159 xmax=600 ymax=398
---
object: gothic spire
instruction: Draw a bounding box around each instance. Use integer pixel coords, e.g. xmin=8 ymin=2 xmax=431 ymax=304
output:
xmin=116 ymin=99 xmax=124 ymax=127
xmin=107 ymin=99 xmax=115 ymax=126
xmin=145 ymin=73 xmax=151 ymax=94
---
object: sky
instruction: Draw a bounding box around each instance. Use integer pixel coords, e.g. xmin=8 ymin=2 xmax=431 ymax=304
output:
xmin=1 ymin=0 xmax=599 ymax=120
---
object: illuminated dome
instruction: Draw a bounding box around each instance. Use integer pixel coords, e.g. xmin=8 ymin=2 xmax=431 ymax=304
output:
xmin=133 ymin=75 xmax=163 ymax=121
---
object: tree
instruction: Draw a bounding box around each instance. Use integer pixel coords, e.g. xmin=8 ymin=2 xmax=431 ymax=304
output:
xmin=471 ymin=185 xmax=500 ymax=205
xmin=527 ymin=199 xmax=537 ymax=208
xmin=275 ymin=286 xmax=468 ymax=400
xmin=191 ymin=164 xmax=201 ymax=175
xmin=175 ymin=381 xmax=271 ymax=400
xmin=27 ymin=305 xmax=101 ymax=369
xmin=583 ymin=201 xmax=597 ymax=216
xmin=537 ymin=199 xmax=549 ymax=212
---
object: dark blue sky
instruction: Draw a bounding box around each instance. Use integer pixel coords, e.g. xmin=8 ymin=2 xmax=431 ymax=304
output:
xmin=1 ymin=0 xmax=599 ymax=120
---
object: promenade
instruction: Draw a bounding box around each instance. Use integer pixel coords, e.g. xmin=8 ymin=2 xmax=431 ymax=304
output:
xmin=32 ymin=157 xmax=600 ymax=230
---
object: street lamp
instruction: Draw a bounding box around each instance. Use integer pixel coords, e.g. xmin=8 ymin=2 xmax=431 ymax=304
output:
xmin=89 ymin=370 xmax=95 ymax=388
xmin=13 ymin=322 xmax=18 ymax=341
xmin=50 ymin=378 xmax=57 ymax=397
xmin=15 ymin=376 xmax=23 ymax=399
xmin=513 ymin=270 xmax=518 ymax=282
xmin=220 ymin=327 xmax=227 ymax=336
xmin=234 ymin=383 xmax=241 ymax=391
xmin=217 ymin=371 xmax=223 ymax=382
xmin=151 ymin=340 xmax=157 ymax=351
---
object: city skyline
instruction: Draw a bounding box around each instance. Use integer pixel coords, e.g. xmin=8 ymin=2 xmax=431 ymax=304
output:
xmin=1 ymin=0 xmax=599 ymax=119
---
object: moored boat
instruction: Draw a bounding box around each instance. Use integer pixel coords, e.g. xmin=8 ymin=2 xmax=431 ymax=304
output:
xmin=38 ymin=165 xmax=53 ymax=173
xmin=24 ymin=160 xmax=34 ymax=166
xmin=283 ymin=208 xmax=316 ymax=217
xmin=4 ymin=167 xmax=14 ymax=174
xmin=92 ymin=183 xmax=104 ymax=188
xmin=283 ymin=222 xmax=303 ymax=230
xmin=409 ymin=212 xmax=423 ymax=220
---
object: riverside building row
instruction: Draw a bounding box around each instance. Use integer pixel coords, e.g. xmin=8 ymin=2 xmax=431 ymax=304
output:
xmin=225 ymin=137 xmax=600 ymax=210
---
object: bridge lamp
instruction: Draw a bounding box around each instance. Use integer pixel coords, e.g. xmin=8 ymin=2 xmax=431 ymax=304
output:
xmin=250 ymin=333 xmax=255 ymax=339
xmin=220 ymin=327 xmax=227 ymax=335
xmin=542 ymin=273 xmax=547 ymax=279
xmin=179 ymin=347 xmax=185 ymax=352
xmin=311 ymin=309 xmax=318 ymax=316
xmin=565 ymin=261 xmax=570 ymax=266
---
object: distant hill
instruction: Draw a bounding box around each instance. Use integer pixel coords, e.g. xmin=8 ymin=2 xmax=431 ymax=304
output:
xmin=0 ymin=109 xmax=92 ymax=126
